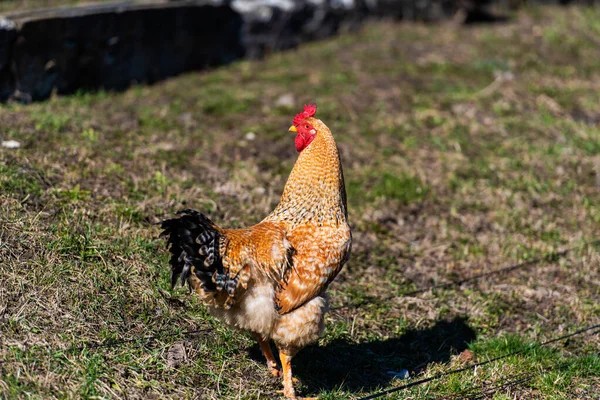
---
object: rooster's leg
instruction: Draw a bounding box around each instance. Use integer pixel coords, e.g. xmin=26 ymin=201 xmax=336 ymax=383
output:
xmin=275 ymin=347 xmax=315 ymax=400
xmin=278 ymin=348 xmax=297 ymax=399
xmin=280 ymin=347 xmax=320 ymax=399
xmin=253 ymin=334 xmax=280 ymax=377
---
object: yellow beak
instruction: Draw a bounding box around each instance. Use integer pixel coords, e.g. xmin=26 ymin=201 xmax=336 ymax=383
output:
xmin=288 ymin=125 xmax=297 ymax=133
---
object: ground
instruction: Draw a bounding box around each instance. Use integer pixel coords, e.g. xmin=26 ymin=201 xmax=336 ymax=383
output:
xmin=1 ymin=5 xmax=600 ymax=400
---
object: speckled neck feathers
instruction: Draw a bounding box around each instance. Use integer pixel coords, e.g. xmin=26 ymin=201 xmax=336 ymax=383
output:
xmin=265 ymin=118 xmax=347 ymax=227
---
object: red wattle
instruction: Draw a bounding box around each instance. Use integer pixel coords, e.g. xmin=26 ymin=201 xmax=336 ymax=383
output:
xmin=295 ymin=133 xmax=306 ymax=152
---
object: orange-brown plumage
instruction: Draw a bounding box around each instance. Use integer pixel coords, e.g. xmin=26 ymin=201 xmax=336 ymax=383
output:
xmin=160 ymin=105 xmax=351 ymax=399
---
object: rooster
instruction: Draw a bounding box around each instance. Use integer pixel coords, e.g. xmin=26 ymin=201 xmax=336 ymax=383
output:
xmin=160 ymin=104 xmax=351 ymax=399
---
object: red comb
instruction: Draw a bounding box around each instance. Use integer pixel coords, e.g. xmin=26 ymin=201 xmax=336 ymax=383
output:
xmin=293 ymin=103 xmax=317 ymax=126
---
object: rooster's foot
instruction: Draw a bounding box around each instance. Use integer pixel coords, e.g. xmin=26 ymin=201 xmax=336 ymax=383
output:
xmin=271 ymin=370 xmax=299 ymax=383
xmin=277 ymin=390 xmax=319 ymax=400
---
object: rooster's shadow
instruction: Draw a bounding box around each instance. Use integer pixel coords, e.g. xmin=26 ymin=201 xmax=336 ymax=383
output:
xmin=249 ymin=315 xmax=477 ymax=395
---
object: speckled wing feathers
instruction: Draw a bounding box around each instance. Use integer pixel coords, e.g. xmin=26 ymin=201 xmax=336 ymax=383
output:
xmin=275 ymin=224 xmax=351 ymax=314
xmin=219 ymin=222 xmax=294 ymax=289
xmin=161 ymin=210 xmax=294 ymax=309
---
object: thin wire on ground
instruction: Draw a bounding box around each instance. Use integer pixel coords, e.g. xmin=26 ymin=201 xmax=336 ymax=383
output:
xmin=1 ymin=240 xmax=598 ymax=398
xmin=459 ymin=338 xmax=600 ymax=400
xmin=333 ymin=240 xmax=600 ymax=312
xmin=464 ymin=374 xmax=535 ymax=400
xmin=439 ymin=372 xmax=534 ymax=400
xmin=357 ymin=322 xmax=600 ymax=400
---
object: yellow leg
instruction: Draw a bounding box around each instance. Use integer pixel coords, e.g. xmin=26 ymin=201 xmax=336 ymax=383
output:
xmin=279 ymin=349 xmax=297 ymax=399
xmin=275 ymin=347 xmax=316 ymax=399
xmin=253 ymin=334 xmax=280 ymax=377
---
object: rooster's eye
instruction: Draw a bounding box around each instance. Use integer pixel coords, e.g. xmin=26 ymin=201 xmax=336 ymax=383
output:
xmin=305 ymin=125 xmax=310 ymax=129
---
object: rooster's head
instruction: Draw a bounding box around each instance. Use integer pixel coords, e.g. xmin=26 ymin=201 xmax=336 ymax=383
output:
xmin=289 ymin=104 xmax=318 ymax=153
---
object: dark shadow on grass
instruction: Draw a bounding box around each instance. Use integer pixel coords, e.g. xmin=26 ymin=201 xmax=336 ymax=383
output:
xmin=247 ymin=316 xmax=476 ymax=395
xmin=464 ymin=10 xmax=511 ymax=24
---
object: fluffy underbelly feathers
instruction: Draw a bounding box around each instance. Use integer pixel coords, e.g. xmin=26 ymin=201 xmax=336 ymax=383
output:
xmin=210 ymin=283 xmax=277 ymax=337
xmin=209 ymin=282 xmax=327 ymax=347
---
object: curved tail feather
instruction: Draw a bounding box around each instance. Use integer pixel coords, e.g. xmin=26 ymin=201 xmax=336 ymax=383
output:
xmin=159 ymin=209 xmax=224 ymax=292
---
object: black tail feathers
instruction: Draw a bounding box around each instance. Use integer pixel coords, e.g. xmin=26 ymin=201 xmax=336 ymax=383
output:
xmin=159 ymin=209 xmax=224 ymax=292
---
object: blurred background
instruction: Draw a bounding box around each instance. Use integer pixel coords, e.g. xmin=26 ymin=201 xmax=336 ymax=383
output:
xmin=1 ymin=0 xmax=599 ymax=399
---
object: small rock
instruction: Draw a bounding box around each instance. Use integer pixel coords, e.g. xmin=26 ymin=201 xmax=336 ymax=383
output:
xmin=245 ymin=132 xmax=256 ymax=141
xmin=387 ymin=369 xmax=410 ymax=380
xmin=167 ymin=343 xmax=186 ymax=369
xmin=274 ymin=93 xmax=295 ymax=108
xmin=1 ymin=140 xmax=21 ymax=149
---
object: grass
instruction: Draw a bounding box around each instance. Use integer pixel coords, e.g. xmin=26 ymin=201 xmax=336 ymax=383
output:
xmin=0 ymin=0 xmax=129 ymax=13
xmin=1 ymin=5 xmax=600 ymax=399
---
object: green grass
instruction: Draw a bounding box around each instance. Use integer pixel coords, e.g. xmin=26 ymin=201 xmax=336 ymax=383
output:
xmin=1 ymin=5 xmax=600 ymax=399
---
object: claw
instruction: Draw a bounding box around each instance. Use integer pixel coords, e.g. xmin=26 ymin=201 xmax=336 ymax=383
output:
xmin=270 ymin=368 xmax=298 ymax=383
xmin=268 ymin=362 xmax=281 ymax=377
